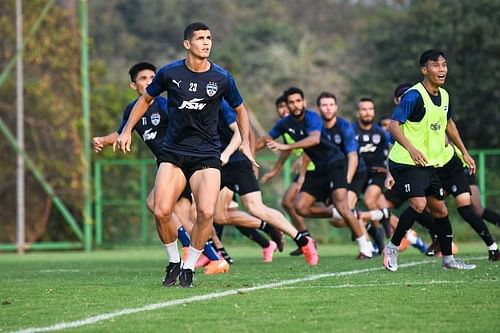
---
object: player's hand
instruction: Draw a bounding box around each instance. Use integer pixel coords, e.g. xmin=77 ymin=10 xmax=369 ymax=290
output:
xmin=91 ymin=137 xmax=104 ymax=153
xmin=266 ymin=139 xmax=287 ymax=152
xmin=260 ymin=170 xmax=276 ymax=184
xmin=385 ymin=172 xmax=395 ymax=190
xmin=408 ymin=147 xmax=427 ymax=166
xmin=240 ymin=141 xmax=259 ymax=168
xmin=114 ymin=131 xmax=132 ymax=154
xmin=220 ymin=151 xmax=230 ymax=166
xmin=463 ymin=152 xmax=476 ymax=175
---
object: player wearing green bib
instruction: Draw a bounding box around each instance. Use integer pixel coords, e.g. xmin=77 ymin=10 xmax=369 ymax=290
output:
xmin=383 ymin=50 xmax=476 ymax=271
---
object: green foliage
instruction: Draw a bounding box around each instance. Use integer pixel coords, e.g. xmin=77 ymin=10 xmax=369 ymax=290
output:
xmin=349 ymin=0 xmax=500 ymax=147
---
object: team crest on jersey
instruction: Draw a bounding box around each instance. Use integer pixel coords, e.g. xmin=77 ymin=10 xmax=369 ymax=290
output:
xmin=334 ymin=134 xmax=342 ymax=144
xmin=206 ymin=82 xmax=218 ymax=97
xmin=372 ymin=134 xmax=381 ymax=144
xmin=150 ymin=113 xmax=161 ymax=126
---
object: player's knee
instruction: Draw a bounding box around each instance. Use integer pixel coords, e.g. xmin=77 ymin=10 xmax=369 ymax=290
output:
xmin=410 ymin=202 xmax=427 ymax=214
xmin=197 ymin=207 xmax=215 ymax=222
xmin=295 ymin=202 xmax=310 ymax=217
xmin=146 ymin=198 xmax=154 ymax=213
xmin=214 ymin=211 xmax=230 ymax=225
xmin=281 ymin=197 xmax=293 ymax=210
xmin=153 ymin=206 xmax=173 ymax=221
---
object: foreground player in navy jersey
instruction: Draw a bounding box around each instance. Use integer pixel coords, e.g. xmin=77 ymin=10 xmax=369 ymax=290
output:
xmin=115 ymin=23 xmax=254 ymax=288
xmin=264 ymin=87 xmax=374 ymax=259
xmin=92 ymin=62 xmax=231 ymax=278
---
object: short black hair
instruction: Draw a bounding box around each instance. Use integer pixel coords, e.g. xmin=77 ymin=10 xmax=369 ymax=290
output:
xmin=419 ymin=49 xmax=446 ymax=66
xmin=283 ymin=87 xmax=304 ymax=101
xmin=378 ymin=115 xmax=390 ymax=125
xmin=128 ymin=62 xmax=156 ymax=82
xmin=393 ymin=82 xmax=412 ymax=98
xmin=316 ymin=91 xmax=337 ymax=107
xmin=184 ymin=22 xmax=210 ymax=40
xmin=275 ymin=95 xmax=286 ymax=108
xmin=359 ymin=97 xmax=375 ymax=104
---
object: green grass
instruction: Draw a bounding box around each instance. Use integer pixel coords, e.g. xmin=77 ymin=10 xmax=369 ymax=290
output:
xmin=1 ymin=243 xmax=498 ymax=333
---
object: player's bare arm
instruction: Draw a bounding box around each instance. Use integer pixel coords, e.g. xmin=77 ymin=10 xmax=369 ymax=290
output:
xmin=114 ymin=93 xmax=153 ymax=154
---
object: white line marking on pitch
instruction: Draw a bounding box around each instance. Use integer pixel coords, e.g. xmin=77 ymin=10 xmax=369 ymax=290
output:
xmin=275 ymin=278 xmax=497 ymax=290
xmin=9 ymin=258 xmax=483 ymax=333
xmin=39 ymin=269 xmax=80 ymax=273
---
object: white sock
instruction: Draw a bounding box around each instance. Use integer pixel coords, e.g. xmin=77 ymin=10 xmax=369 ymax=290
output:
xmin=406 ymin=230 xmax=418 ymax=245
xmin=488 ymin=243 xmax=498 ymax=251
xmin=164 ymin=240 xmax=180 ymax=263
xmin=332 ymin=208 xmax=342 ymax=220
xmin=387 ymin=242 xmax=399 ymax=250
xmin=369 ymin=210 xmax=384 ymax=221
xmin=356 ymin=235 xmax=372 ymax=257
xmin=182 ymin=246 xmax=203 ymax=271
xmin=443 ymin=255 xmax=454 ymax=263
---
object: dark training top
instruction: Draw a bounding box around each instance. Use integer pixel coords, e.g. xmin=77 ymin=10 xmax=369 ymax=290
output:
xmin=268 ymin=110 xmax=345 ymax=170
xmin=324 ymin=116 xmax=367 ymax=173
xmin=146 ymin=59 xmax=243 ymax=158
xmin=118 ymin=96 xmax=169 ymax=158
xmin=353 ymin=122 xmax=390 ymax=169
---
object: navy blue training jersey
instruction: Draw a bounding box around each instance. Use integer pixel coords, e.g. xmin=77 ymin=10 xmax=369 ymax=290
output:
xmin=117 ymin=97 xmax=169 ymax=158
xmin=353 ymin=122 xmax=390 ymax=170
xmin=324 ymin=117 xmax=366 ymax=173
xmin=391 ymin=88 xmax=453 ymax=124
xmin=146 ymin=59 xmax=243 ymax=158
xmin=268 ymin=110 xmax=345 ymax=169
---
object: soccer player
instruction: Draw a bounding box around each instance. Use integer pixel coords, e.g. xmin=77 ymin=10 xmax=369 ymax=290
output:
xmin=260 ymin=95 xmax=316 ymax=256
xmin=115 ymin=22 xmax=254 ymax=287
xmin=92 ymin=62 xmax=230 ymax=278
xmin=384 ymin=49 xmax=476 ymax=271
xmin=216 ymin=99 xmax=318 ymax=265
xmin=264 ymin=87 xmax=374 ymax=259
xmin=353 ymin=98 xmax=392 ymax=240
xmin=316 ymin=92 xmax=382 ymax=254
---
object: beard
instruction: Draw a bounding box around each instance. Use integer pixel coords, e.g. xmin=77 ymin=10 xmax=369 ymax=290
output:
xmin=291 ymin=108 xmax=305 ymax=119
xmin=359 ymin=117 xmax=374 ymax=126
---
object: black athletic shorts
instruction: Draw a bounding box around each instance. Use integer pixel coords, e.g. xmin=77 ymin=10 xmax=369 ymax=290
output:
xmin=437 ymin=155 xmax=471 ymax=197
xmin=348 ymin=170 xmax=367 ymax=196
xmin=220 ymin=160 xmax=260 ymax=196
xmin=363 ymin=171 xmax=386 ymax=192
xmin=158 ymin=151 xmax=221 ymax=181
xmin=384 ymin=186 xmax=405 ymax=209
xmin=389 ymin=162 xmax=444 ymax=200
xmin=155 ymin=157 xmax=193 ymax=203
xmin=464 ymin=167 xmax=477 ymax=186
xmin=301 ymin=159 xmax=348 ymax=202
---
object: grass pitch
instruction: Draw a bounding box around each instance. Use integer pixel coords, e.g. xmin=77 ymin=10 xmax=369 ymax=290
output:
xmin=1 ymin=242 xmax=498 ymax=332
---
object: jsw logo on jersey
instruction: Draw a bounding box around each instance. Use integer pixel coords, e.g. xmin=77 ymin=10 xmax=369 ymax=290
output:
xmin=360 ymin=143 xmax=377 ymax=153
xmin=142 ymin=128 xmax=157 ymax=141
xmin=179 ymin=98 xmax=207 ymax=110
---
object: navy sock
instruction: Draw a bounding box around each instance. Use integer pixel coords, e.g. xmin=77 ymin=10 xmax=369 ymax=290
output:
xmin=433 ymin=216 xmax=453 ymax=256
xmin=391 ymin=207 xmax=418 ymax=246
xmin=293 ymin=232 xmax=308 ymax=247
xmin=177 ymin=226 xmax=190 ymax=247
xmin=482 ymin=208 xmax=500 ymax=227
xmin=458 ymin=205 xmax=494 ymax=246
xmin=203 ymin=240 xmax=220 ymax=261
xmin=237 ymin=226 xmax=269 ymax=248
